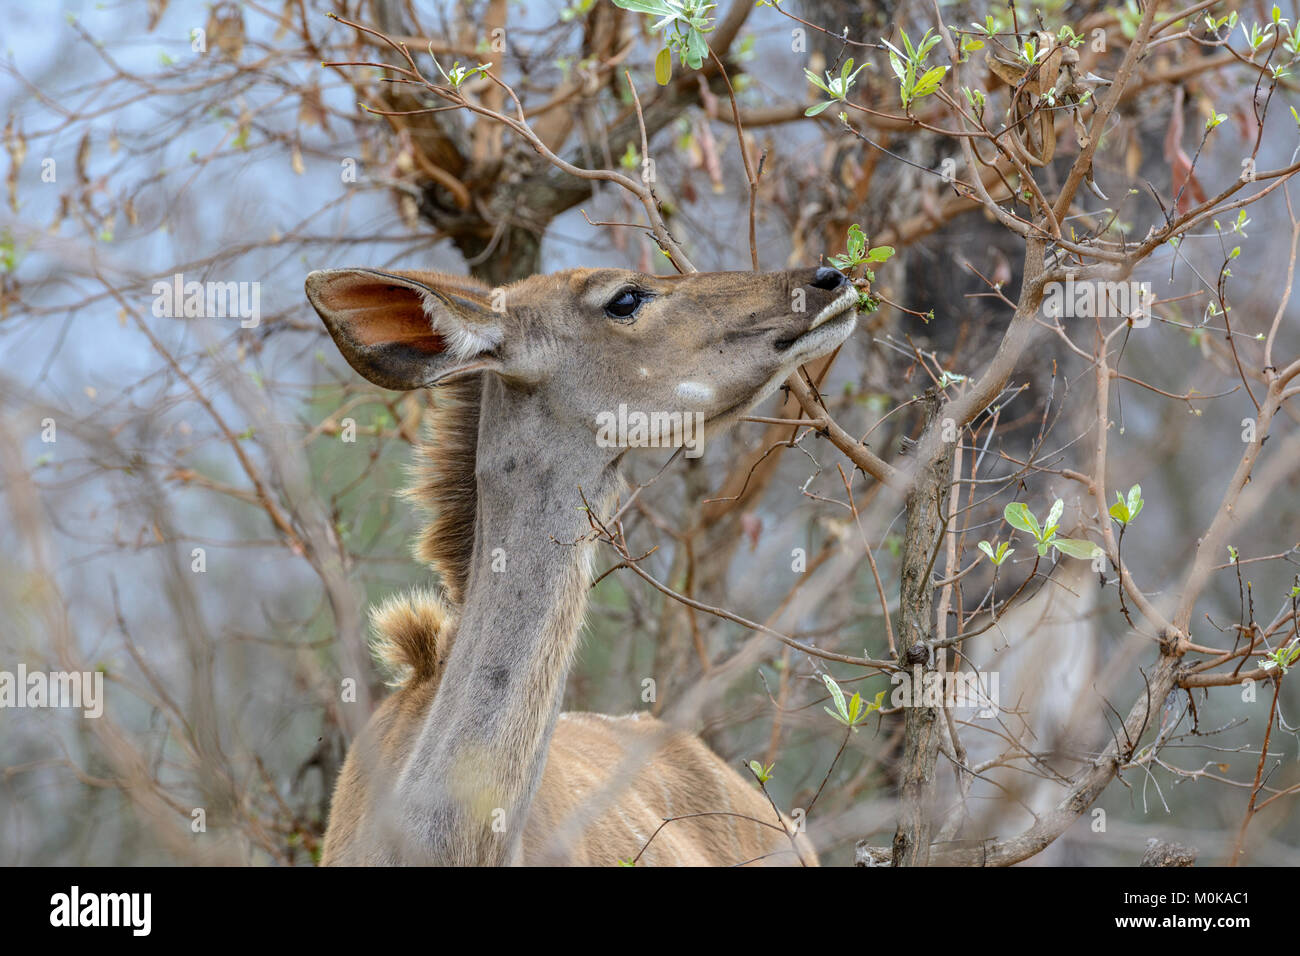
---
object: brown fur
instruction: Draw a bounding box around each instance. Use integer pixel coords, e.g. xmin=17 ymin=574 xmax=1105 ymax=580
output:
xmin=401 ymin=376 xmax=481 ymax=607
xmin=328 ymin=647 xmax=816 ymax=866
xmin=368 ymin=588 xmax=452 ymax=688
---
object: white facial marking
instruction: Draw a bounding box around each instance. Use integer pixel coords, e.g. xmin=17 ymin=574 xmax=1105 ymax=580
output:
xmin=675 ymin=381 xmax=715 ymax=403
xmin=808 ymin=285 xmax=859 ymax=331
xmin=417 ymin=290 xmax=504 ymax=361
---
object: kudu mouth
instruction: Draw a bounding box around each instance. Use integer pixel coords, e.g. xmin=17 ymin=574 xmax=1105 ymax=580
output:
xmin=703 ymin=282 xmax=859 ymax=430
xmin=773 ymin=284 xmax=860 ymax=352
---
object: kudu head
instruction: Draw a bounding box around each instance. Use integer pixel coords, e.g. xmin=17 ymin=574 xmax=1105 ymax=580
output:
xmin=305 ymin=265 xmax=857 ymax=457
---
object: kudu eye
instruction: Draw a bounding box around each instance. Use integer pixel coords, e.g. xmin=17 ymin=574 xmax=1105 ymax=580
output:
xmin=604 ymin=288 xmax=648 ymax=321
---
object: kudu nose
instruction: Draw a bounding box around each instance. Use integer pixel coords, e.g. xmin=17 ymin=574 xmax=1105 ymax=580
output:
xmin=810 ymin=267 xmax=848 ymax=290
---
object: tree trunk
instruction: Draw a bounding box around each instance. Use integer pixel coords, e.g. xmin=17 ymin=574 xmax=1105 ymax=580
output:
xmin=891 ymin=389 xmax=955 ymax=866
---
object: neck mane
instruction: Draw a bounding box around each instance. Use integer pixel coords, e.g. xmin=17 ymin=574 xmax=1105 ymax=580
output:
xmin=390 ymin=373 xmax=619 ymax=864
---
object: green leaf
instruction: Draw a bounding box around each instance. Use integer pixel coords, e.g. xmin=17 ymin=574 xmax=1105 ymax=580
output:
xmin=1125 ymin=484 xmax=1143 ymax=521
xmin=619 ymin=141 xmax=640 ymax=170
xmin=1054 ymin=538 xmax=1102 ymax=560
xmin=804 ymin=68 xmax=832 ymax=94
xmin=887 ymin=50 xmax=906 ymax=80
xmin=610 ymin=0 xmax=673 ymax=14
xmin=1044 ymin=498 xmax=1064 ymax=539
xmin=900 ymin=29 xmax=916 ymax=58
xmin=846 ymin=223 xmax=866 ymax=257
xmin=865 ymin=245 xmax=895 ymax=263
xmin=979 ymin=540 xmax=1013 ymax=565
xmin=684 ymin=29 xmax=707 ymax=70
xmin=912 ymin=64 xmax=949 ymax=98
xmin=654 ymin=46 xmax=672 ymax=85
xmin=1004 ymin=502 xmax=1041 ymax=538
xmin=804 ymin=100 xmax=833 ymax=116
xmin=823 ymin=673 xmax=848 ymax=719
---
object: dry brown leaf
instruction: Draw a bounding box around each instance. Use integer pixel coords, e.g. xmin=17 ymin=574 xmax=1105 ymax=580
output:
xmin=297 ymin=83 xmax=328 ymax=131
xmin=206 ymin=2 xmax=245 ymax=62
xmin=5 ymin=112 xmax=28 ymax=211
xmin=76 ymin=131 xmax=90 ymax=185
xmin=695 ymin=115 xmax=723 ymax=194
xmin=1170 ymin=150 xmax=1208 ymax=213
xmin=1125 ymin=129 xmax=1142 ymax=180
xmin=273 ymin=0 xmax=294 ymax=41
xmin=147 ymin=0 xmax=169 ymax=31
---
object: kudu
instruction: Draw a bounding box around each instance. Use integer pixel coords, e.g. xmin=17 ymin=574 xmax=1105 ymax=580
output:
xmin=305 ymin=263 xmax=857 ymax=865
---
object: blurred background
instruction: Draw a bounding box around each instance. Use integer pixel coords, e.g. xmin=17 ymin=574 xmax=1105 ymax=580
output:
xmin=1 ymin=0 xmax=1297 ymax=865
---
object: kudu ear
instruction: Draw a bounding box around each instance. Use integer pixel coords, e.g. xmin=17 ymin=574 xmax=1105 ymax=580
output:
xmin=305 ymin=268 xmax=504 ymax=390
